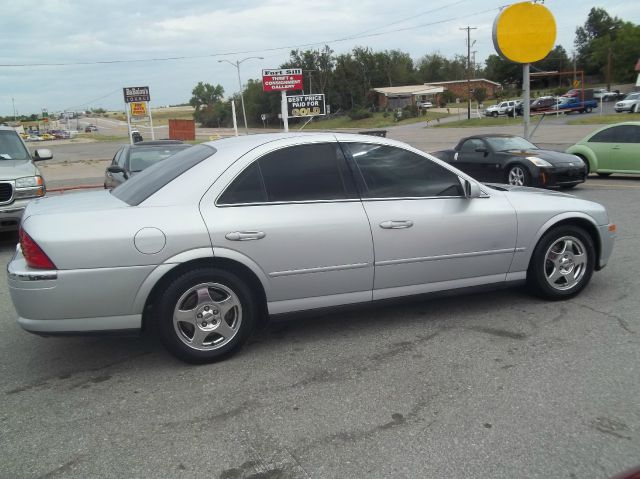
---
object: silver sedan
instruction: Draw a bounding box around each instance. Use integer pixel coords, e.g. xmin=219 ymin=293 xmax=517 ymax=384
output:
xmin=8 ymin=133 xmax=616 ymax=363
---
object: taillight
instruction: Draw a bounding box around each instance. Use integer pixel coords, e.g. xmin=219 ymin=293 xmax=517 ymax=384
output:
xmin=19 ymin=227 xmax=56 ymax=270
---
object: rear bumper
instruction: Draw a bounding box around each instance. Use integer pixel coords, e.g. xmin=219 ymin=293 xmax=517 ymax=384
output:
xmin=7 ymin=247 xmax=150 ymax=334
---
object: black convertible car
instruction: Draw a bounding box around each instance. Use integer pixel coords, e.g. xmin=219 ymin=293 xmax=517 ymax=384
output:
xmin=432 ymin=134 xmax=587 ymax=189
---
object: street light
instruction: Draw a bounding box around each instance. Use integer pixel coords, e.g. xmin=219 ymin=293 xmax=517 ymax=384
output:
xmin=218 ymin=56 xmax=263 ymax=133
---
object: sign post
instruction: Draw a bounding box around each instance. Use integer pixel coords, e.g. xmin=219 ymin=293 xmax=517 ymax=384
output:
xmin=231 ymin=100 xmax=238 ymax=137
xmin=262 ymin=69 xmax=303 ymax=133
xmin=123 ymin=86 xmax=152 ymax=143
xmin=492 ymin=2 xmax=556 ymax=139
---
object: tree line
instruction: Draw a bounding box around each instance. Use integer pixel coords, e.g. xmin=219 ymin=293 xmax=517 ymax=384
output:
xmin=190 ymin=7 xmax=638 ymax=127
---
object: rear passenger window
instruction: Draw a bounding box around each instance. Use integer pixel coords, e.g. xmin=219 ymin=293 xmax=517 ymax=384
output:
xmin=218 ymin=143 xmax=356 ymax=205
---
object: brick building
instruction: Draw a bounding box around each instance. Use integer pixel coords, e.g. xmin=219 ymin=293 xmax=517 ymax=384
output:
xmin=427 ymin=79 xmax=502 ymax=100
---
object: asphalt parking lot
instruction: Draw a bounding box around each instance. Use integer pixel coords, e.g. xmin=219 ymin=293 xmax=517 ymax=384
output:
xmin=0 ymin=170 xmax=639 ymax=478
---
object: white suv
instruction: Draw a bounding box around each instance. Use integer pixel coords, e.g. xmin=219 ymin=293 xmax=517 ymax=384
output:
xmin=484 ymin=100 xmax=517 ymax=117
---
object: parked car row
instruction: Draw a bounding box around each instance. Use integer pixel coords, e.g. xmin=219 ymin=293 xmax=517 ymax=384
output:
xmin=20 ymin=129 xmax=75 ymax=141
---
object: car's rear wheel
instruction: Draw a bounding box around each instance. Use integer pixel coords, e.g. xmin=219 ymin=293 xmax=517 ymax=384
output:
xmin=156 ymin=268 xmax=257 ymax=363
xmin=527 ymin=226 xmax=595 ymax=300
xmin=506 ymin=164 xmax=530 ymax=186
xmin=585 ymin=106 xmax=593 ymax=113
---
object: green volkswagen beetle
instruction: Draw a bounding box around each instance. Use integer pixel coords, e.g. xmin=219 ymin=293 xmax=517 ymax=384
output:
xmin=566 ymin=122 xmax=640 ymax=176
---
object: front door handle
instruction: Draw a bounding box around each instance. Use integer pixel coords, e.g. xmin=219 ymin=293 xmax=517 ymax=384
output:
xmin=379 ymin=220 xmax=414 ymax=229
xmin=612 ymin=146 xmax=621 ymax=150
xmin=225 ymin=231 xmax=266 ymax=241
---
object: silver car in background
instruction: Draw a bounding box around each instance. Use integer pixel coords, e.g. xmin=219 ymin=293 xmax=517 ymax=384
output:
xmin=8 ymin=133 xmax=616 ymax=363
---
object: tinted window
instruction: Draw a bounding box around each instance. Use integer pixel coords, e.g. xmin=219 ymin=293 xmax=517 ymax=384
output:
xmin=218 ymin=162 xmax=266 ymax=205
xmin=0 ymin=130 xmax=30 ymax=161
xmin=614 ymin=125 xmax=640 ymax=144
xmin=112 ymin=144 xmax=215 ymax=206
xmin=589 ymin=126 xmax=623 ymax=143
xmin=486 ymin=136 xmax=537 ymax=151
xmin=460 ymin=139 xmax=484 ymax=153
xmin=127 ymin=145 xmax=190 ymax=172
xmin=257 ymin=143 xmax=355 ymax=202
xmin=347 ymin=143 xmax=463 ymax=198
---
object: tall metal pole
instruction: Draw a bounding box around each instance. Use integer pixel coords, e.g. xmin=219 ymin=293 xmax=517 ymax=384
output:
xmin=460 ymin=26 xmax=477 ymax=120
xmin=12 ymin=98 xmax=16 ymax=121
xmin=523 ymin=63 xmax=530 ymax=139
xmin=219 ymin=56 xmax=263 ymax=135
xmin=236 ymin=61 xmax=249 ymax=133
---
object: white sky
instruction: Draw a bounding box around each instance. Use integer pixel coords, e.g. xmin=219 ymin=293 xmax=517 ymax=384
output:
xmin=1 ymin=0 xmax=638 ymax=115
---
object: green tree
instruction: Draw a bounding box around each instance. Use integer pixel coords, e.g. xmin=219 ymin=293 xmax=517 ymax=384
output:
xmin=473 ymin=88 xmax=487 ymax=105
xmin=189 ymin=82 xmax=224 ymax=123
xmin=574 ymin=8 xmax=624 ymax=75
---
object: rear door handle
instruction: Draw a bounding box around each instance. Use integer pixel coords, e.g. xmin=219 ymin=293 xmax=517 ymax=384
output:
xmin=379 ymin=220 xmax=414 ymax=229
xmin=225 ymin=231 xmax=266 ymax=241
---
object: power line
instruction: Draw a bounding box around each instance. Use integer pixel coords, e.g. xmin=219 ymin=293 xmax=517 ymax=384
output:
xmin=0 ymin=4 xmax=509 ymax=68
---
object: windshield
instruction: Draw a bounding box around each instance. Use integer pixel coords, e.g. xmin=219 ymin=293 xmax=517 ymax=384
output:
xmin=0 ymin=130 xmax=31 ymax=161
xmin=128 ymin=145 xmax=191 ymax=172
xmin=485 ymin=136 xmax=538 ymax=151
xmin=626 ymin=93 xmax=640 ymax=100
xmin=112 ymin=144 xmax=215 ymax=206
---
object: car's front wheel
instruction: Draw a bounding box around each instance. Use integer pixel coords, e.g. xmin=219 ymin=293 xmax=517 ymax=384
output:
xmin=527 ymin=225 xmax=595 ymax=300
xmin=492 ymin=111 xmax=498 ymax=117
xmin=156 ymin=267 xmax=257 ymax=363
xmin=506 ymin=164 xmax=530 ymax=186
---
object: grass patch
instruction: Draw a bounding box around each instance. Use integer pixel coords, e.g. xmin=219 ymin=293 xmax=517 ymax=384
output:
xmin=567 ymin=112 xmax=640 ymax=125
xmin=304 ymin=111 xmax=449 ymax=130
xmin=81 ymin=134 xmax=129 ymax=142
xmin=435 ymin=116 xmax=523 ymax=128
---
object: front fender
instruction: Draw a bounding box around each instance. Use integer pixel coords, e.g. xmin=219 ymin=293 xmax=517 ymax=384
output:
xmin=566 ymin=145 xmax=597 ymax=172
xmin=510 ymin=212 xmax=600 ymax=273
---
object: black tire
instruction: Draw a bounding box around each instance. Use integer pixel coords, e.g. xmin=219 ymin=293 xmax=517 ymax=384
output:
xmin=492 ymin=111 xmax=498 ymax=118
xmin=506 ymin=164 xmax=531 ymax=186
xmin=527 ymin=225 xmax=595 ymax=300
xmin=574 ymin=154 xmax=590 ymax=174
xmin=597 ymin=172 xmax=612 ymax=177
xmin=585 ymin=107 xmax=593 ymax=113
xmin=560 ymin=184 xmax=577 ymax=189
xmin=156 ymin=267 xmax=257 ymax=363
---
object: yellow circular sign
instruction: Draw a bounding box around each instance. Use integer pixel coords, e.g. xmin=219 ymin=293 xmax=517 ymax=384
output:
xmin=492 ymin=2 xmax=556 ymax=64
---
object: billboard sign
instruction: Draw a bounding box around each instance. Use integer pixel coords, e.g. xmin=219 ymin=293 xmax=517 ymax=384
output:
xmin=287 ymin=94 xmax=326 ymax=117
xmin=262 ymin=68 xmax=303 ymax=92
xmin=130 ymin=102 xmax=148 ymax=119
xmin=123 ymin=86 xmax=151 ymax=103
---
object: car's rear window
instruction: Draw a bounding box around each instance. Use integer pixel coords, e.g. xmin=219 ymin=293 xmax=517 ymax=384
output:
xmin=112 ymin=144 xmax=215 ymax=206
xmin=128 ymin=145 xmax=191 ymax=172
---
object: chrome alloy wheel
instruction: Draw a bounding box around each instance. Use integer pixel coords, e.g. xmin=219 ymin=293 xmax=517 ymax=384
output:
xmin=173 ymin=283 xmax=242 ymax=351
xmin=508 ymin=166 xmax=526 ymax=186
xmin=543 ymin=236 xmax=587 ymax=291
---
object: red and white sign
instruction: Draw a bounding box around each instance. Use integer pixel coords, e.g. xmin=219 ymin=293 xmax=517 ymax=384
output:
xmin=262 ymin=68 xmax=303 ymax=92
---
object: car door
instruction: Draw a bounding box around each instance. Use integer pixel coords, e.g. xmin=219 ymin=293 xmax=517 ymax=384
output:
xmin=199 ymin=140 xmax=375 ymax=314
xmin=454 ymin=138 xmax=497 ymax=182
xmin=609 ymin=124 xmax=640 ymax=172
xmin=586 ymin=126 xmax=622 ymax=171
xmin=341 ymin=142 xmax=518 ymax=300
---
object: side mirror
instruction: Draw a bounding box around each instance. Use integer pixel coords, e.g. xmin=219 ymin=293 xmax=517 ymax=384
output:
xmin=474 ymin=147 xmax=488 ymax=156
xmin=107 ymin=165 xmax=128 ymax=179
xmin=33 ymin=149 xmax=53 ymax=161
xmin=463 ymin=179 xmax=482 ymax=199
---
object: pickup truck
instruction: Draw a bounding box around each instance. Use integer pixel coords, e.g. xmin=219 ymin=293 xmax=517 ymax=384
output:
xmin=554 ymin=96 xmax=597 ymax=114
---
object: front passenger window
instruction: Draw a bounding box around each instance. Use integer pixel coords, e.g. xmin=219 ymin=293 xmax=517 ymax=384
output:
xmin=346 ymin=143 xmax=463 ymax=198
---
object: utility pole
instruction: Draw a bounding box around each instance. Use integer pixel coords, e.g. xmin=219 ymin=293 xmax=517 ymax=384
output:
xmin=606 ymin=45 xmax=612 ymax=92
xmin=12 ymin=98 xmax=16 ymax=121
xmin=460 ymin=26 xmax=477 ymax=120
xmin=572 ymin=51 xmax=577 ymax=84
